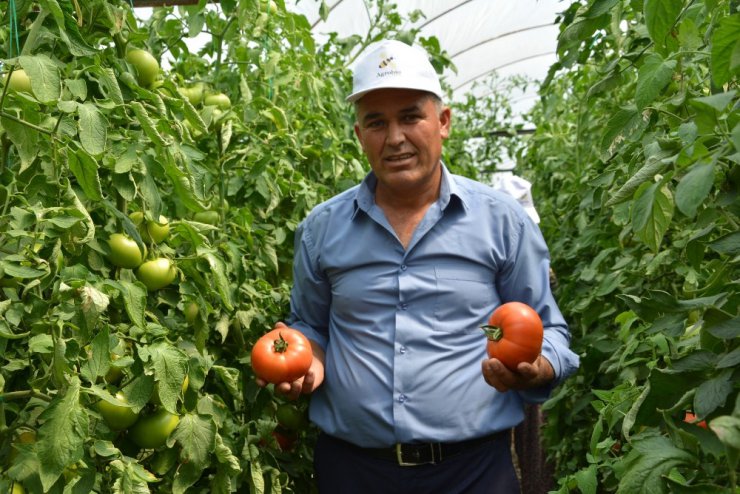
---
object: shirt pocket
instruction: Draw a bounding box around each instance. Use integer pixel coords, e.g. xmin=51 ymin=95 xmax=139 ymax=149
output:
xmin=433 ymin=265 xmax=496 ymax=332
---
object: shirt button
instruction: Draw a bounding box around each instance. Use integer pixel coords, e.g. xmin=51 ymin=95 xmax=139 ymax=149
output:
xmin=400 ymin=303 xmax=408 ymax=310
xmin=400 ymin=264 xmax=407 ymax=271
xmin=398 ymin=395 xmax=407 ymax=403
xmin=399 ymin=346 xmax=407 ymax=354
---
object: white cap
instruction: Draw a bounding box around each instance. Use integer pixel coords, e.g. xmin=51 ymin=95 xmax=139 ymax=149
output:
xmin=347 ymin=40 xmax=444 ymax=103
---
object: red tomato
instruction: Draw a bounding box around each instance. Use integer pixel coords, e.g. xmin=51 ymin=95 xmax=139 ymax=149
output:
xmin=482 ymin=301 xmax=543 ymax=371
xmin=684 ymin=411 xmax=708 ymax=429
xmin=251 ymin=327 xmax=312 ymax=384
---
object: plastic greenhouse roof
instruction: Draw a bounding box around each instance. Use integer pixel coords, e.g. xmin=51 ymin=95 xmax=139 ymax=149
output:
xmin=288 ymin=0 xmax=564 ymax=117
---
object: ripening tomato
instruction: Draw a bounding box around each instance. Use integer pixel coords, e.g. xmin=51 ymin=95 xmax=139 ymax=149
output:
xmin=251 ymin=326 xmax=312 ymax=384
xmin=482 ymin=301 xmax=543 ymax=371
xmin=684 ymin=411 xmax=708 ymax=429
xmin=128 ymin=409 xmax=180 ymax=449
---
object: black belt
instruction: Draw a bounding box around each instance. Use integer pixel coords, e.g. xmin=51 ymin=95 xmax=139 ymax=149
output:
xmin=327 ymin=430 xmax=509 ymax=467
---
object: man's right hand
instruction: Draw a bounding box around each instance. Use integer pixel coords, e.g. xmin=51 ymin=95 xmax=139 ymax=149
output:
xmin=255 ymin=328 xmax=326 ymax=401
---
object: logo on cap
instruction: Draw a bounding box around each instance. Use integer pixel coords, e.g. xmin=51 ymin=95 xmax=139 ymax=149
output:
xmin=377 ymin=52 xmax=400 ymax=78
xmin=378 ymin=55 xmax=395 ymax=69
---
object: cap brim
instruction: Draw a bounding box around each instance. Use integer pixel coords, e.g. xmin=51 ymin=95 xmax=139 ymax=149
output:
xmin=346 ymin=81 xmax=443 ymax=103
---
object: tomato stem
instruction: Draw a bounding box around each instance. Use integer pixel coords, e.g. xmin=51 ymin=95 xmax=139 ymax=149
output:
xmin=272 ymin=333 xmax=289 ymax=353
xmin=481 ymin=325 xmax=503 ymax=341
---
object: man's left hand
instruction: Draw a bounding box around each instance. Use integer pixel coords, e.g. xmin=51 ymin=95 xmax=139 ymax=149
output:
xmin=481 ymin=354 xmax=554 ymax=392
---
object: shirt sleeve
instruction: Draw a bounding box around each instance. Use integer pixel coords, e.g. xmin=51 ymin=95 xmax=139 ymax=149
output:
xmin=496 ymin=214 xmax=580 ymax=403
xmin=285 ymin=217 xmax=331 ymax=350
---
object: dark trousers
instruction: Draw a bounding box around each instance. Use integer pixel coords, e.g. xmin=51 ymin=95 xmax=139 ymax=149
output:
xmin=314 ymin=432 xmax=520 ymax=494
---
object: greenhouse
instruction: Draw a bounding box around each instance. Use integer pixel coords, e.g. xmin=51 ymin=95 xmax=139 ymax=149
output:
xmin=0 ymin=0 xmax=738 ymax=493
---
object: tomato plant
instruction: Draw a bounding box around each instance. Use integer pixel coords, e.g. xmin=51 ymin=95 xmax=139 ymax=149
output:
xmin=0 ymin=0 xmax=440 ymax=491
xmin=481 ymin=302 xmax=543 ymax=370
xmin=251 ymin=327 xmax=313 ymax=384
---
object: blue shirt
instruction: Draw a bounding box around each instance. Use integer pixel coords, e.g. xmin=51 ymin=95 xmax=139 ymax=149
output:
xmin=288 ymin=164 xmax=579 ymax=448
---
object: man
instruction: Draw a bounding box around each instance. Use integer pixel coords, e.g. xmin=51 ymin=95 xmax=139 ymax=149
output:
xmin=263 ymin=40 xmax=579 ymax=493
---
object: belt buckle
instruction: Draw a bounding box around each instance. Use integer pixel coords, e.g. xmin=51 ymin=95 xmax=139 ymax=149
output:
xmin=395 ymin=443 xmax=440 ymax=466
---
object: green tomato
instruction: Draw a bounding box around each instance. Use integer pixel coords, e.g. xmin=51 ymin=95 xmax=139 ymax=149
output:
xmin=184 ymin=301 xmax=199 ymax=323
xmin=108 ymin=233 xmax=145 ymax=269
xmin=128 ymin=409 xmax=180 ymax=449
xmin=193 ymin=211 xmax=219 ymax=225
xmin=275 ymin=403 xmax=308 ymax=431
xmin=6 ymin=69 xmax=31 ymax=93
xmin=136 ymin=258 xmax=177 ymax=290
xmin=146 ymin=215 xmax=170 ymax=244
xmin=126 ymin=49 xmax=159 ymax=87
xmin=179 ymin=84 xmax=204 ymax=106
xmin=204 ymin=92 xmax=231 ymax=109
xmin=12 ymin=482 xmax=25 ymax=494
xmin=98 ymin=393 xmax=139 ymax=431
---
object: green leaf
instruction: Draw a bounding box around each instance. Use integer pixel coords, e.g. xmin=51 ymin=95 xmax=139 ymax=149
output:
xmin=214 ymin=433 xmax=241 ymax=475
xmin=0 ymin=115 xmax=40 ymax=170
xmin=615 ymin=435 xmax=694 ymax=494
xmin=635 ymin=54 xmax=676 ymax=109
xmin=78 ymin=103 xmax=107 ymax=156
xmin=94 ymin=67 xmax=124 ymax=105
xmin=709 ymin=415 xmax=740 ymax=450
xmin=708 ymin=232 xmax=740 ymax=254
xmin=694 ymin=370 xmax=733 ymax=418
xmin=717 ymin=347 xmax=740 ymax=369
xmin=632 ymin=182 xmax=674 ymax=252
xmin=116 ymin=280 xmax=147 ymax=329
xmin=110 ymin=458 xmax=157 ymax=492
xmin=19 ymin=54 xmax=61 ymax=103
xmin=600 ymin=107 xmax=649 ymax=159
xmin=40 ymin=0 xmax=97 ymax=56
xmin=690 ymin=90 xmax=737 ymax=113
xmin=0 ymin=260 xmax=48 ymax=279
xmin=67 ymin=147 xmax=103 ymax=201
xmin=37 ymin=377 xmax=88 ymax=492
xmin=643 ymin=0 xmax=682 ymax=51
xmin=79 ymin=283 xmax=110 ymax=331
xmin=675 ymin=162 xmax=714 ymax=217
xmin=706 ymin=317 xmax=740 ymax=339
xmin=574 ymin=465 xmax=598 ymax=494
xmin=172 ymin=413 xmax=216 ymax=467
xmin=81 ymin=327 xmax=111 ymax=383
xmin=142 ymin=341 xmax=189 ymax=414
xmin=130 ymin=101 xmax=167 ymax=146
xmin=173 ymin=461 xmax=204 ymax=494
xmin=200 ymin=249 xmax=234 ymax=311
xmin=710 ymin=14 xmax=740 ymax=86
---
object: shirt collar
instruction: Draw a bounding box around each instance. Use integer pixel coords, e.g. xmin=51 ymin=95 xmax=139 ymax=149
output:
xmin=351 ymin=162 xmax=468 ymax=219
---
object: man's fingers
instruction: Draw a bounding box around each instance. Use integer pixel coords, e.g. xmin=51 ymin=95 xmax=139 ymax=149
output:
xmin=301 ymin=370 xmax=315 ymax=394
xmin=481 ymin=359 xmax=510 ymax=392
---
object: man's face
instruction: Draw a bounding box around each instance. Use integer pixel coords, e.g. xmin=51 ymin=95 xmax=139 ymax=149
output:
xmin=354 ymin=88 xmax=451 ymax=195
